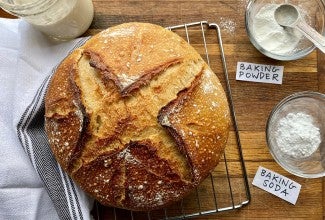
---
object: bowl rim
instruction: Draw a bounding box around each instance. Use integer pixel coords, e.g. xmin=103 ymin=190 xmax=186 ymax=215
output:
xmin=266 ymin=91 xmax=325 ymax=178
xmin=245 ymin=0 xmax=325 ymax=61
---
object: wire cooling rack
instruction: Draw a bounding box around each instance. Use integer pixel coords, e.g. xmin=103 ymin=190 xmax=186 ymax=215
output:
xmin=92 ymin=21 xmax=251 ymax=220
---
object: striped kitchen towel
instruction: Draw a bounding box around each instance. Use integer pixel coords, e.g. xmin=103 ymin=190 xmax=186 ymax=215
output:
xmin=0 ymin=18 xmax=93 ymax=220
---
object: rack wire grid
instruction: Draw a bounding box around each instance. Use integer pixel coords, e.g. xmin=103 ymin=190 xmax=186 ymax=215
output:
xmin=93 ymin=21 xmax=251 ymax=220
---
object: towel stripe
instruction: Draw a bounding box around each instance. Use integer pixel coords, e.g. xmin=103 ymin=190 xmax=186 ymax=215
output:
xmin=16 ymin=37 xmax=90 ymax=220
xmin=70 ymin=179 xmax=84 ymax=220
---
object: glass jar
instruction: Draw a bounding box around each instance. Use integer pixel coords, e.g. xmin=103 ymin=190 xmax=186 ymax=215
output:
xmin=266 ymin=91 xmax=325 ymax=178
xmin=0 ymin=0 xmax=94 ymax=40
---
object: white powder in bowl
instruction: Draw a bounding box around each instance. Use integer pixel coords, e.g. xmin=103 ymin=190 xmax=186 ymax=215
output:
xmin=275 ymin=112 xmax=321 ymax=158
xmin=252 ymin=4 xmax=303 ymax=55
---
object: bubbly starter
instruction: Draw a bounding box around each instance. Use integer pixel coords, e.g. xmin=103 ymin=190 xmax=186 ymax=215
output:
xmin=25 ymin=0 xmax=94 ymax=40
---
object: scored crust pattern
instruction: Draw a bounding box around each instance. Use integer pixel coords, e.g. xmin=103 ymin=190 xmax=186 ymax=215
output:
xmin=45 ymin=22 xmax=230 ymax=211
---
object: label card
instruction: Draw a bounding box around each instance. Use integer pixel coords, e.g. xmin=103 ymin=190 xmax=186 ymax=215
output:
xmin=236 ymin=62 xmax=283 ymax=84
xmin=252 ymin=166 xmax=301 ymax=205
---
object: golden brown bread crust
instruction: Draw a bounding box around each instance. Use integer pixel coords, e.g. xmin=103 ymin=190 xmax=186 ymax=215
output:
xmin=45 ymin=22 xmax=230 ymax=211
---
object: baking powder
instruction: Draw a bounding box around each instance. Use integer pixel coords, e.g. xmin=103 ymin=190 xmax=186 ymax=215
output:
xmin=252 ymin=4 xmax=303 ymax=55
xmin=275 ymin=112 xmax=321 ymax=158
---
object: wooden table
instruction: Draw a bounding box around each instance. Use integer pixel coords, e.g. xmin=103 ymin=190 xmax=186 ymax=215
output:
xmin=1 ymin=1 xmax=324 ymax=219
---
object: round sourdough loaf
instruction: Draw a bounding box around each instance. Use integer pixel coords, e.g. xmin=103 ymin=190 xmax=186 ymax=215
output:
xmin=45 ymin=22 xmax=230 ymax=211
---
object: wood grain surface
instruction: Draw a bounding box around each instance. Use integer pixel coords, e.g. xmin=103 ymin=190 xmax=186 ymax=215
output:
xmin=85 ymin=1 xmax=324 ymax=219
xmin=1 ymin=1 xmax=324 ymax=219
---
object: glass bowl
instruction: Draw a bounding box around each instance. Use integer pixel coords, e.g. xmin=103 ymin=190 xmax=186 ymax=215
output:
xmin=245 ymin=0 xmax=325 ymax=60
xmin=266 ymin=91 xmax=325 ymax=178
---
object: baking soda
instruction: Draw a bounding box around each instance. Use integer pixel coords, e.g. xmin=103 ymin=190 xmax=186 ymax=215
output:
xmin=275 ymin=112 xmax=321 ymax=158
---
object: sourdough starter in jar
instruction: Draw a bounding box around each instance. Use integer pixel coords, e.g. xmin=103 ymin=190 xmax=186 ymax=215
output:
xmin=1 ymin=0 xmax=94 ymax=40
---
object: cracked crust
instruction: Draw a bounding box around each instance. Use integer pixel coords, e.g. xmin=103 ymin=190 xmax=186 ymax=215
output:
xmin=45 ymin=22 xmax=230 ymax=211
